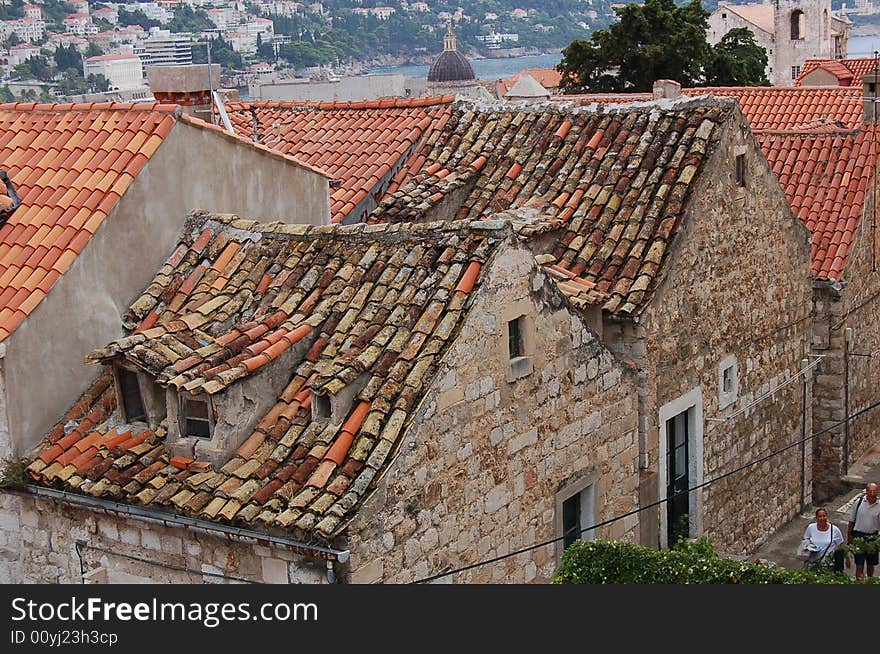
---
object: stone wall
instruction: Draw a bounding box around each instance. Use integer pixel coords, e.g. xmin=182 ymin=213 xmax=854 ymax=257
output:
xmin=811 ymin=284 xmax=847 ymax=501
xmin=634 ymin=113 xmax=815 ymax=554
xmin=0 ymin=492 xmax=328 ymax=584
xmin=344 ymin=240 xmax=640 ymax=583
xmin=813 ymin=192 xmax=880 ymax=494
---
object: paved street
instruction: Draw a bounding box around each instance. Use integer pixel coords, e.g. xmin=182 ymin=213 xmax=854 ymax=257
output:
xmin=752 ymin=442 xmax=880 ymax=579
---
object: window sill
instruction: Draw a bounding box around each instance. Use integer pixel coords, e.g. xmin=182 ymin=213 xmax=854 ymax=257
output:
xmin=506 ymin=355 xmax=533 ymax=382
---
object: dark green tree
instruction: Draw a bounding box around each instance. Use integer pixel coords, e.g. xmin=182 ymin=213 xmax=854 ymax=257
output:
xmin=0 ymin=86 xmax=14 ymax=103
xmin=705 ymin=28 xmax=769 ymax=86
xmin=558 ymin=0 xmax=711 ymax=93
xmin=54 ymin=43 xmax=81 ymax=73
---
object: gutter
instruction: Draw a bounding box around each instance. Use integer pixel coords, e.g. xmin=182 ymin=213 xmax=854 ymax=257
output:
xmin=23 ymin=485 xmax=350 ymax=564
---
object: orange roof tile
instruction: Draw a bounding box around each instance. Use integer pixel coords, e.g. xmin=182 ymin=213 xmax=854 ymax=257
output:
xmin=758 ymin=127 xmax=877 ymax=280
xmin=224 ymin=97 xmax=455 ymax=223
xmin=0 ymin=102 xmax=327 ymax=343
xmin=796 ymin=58 xmax=879 ymax=87
xmin=0 ymin=102 xmax=178 ymax=341
xmin=560 ymin=87 xmax=864 ymax=132
xmin=498 ymin=68 xmax=562 ymax=95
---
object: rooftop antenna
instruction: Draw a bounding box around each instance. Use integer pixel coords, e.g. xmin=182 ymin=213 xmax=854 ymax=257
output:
xmin=207 ymin=37 xmax=214 ymax=125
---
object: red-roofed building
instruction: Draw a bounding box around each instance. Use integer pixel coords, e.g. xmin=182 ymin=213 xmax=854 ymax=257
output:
xmin=559 ymin=80 xmax=880 ymax=500
xmin=0 ymin=102 xmax=332 ymax=459
xmin=225 ymin=96 xmax=456 ymax=224
xmin=795 ymin=57 xmax=879 ymax=87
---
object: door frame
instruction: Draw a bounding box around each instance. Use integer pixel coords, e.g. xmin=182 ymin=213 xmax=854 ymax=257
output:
xmin=658 ymin=387 xmax=704 ymax=549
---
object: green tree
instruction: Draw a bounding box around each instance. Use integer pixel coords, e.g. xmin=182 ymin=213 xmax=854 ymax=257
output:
xmin=0 ymin=86 xmax=14 ymax=103
xmin=558 ymin=0 xmax=711 ymax=93
xmin=54 ymin=43 xmax=81 ymax=73
xmin=705 ymin=28 xmax=769 ymax=86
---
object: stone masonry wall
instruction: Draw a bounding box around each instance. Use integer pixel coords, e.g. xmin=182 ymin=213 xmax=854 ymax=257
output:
xmin=0 ymin=492 xmax=328 ymax=584
xmin=344 ymin=240 xmax=640 ymax=583
xmin=811 ymin=285 xmax=846 ymax=501
xmin=637 ymin=113 xmax=815 ymax=554
xmin=835 ymin=199 xmax=880 ymax=484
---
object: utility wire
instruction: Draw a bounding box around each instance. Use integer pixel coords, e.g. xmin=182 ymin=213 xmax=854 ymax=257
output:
xmin=412 ymin=394 xmax=880 ymax=584
xmin=75 ymin=541 xmax=260 ymax=584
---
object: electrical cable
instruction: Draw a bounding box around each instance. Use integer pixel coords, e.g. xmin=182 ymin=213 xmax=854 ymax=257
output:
xmin=412 ymin=394 xmax=880 ymax=584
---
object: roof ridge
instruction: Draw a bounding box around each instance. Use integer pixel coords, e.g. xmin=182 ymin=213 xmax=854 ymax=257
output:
xmin=194 ymin=212 xmax=512 ymax=241
xmin=0 ymin=101 xmax=181 ymax=114
xmin=225 ymin=95 xmax=456 ymax=112
xmin=176 ymin=113 xmax=336 ymax=181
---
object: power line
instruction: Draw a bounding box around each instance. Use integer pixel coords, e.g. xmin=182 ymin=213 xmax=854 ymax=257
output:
xmin=412 ymin=394 xmax=880 ymax=584
xmin=75 ymin=541 xmax=260 ymax=584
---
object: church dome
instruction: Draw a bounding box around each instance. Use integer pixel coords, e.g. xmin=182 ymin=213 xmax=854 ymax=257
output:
xmin=427 ymin=22 xmax=476 ymax=83
xmin=428 ymin=50 xmax=476 ymax=83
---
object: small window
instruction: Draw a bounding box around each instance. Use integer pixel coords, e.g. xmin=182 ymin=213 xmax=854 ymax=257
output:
xmin=735 ymin=154 xmax=746 ymax=188
xmin=721 ymin=12 xmax=726 ymax=18
xmin=181 ymin=395 xmax=212 ymax=439
xmin=790 ymin=10 xmax=804 ymax=40
xmin=718 ymin=356 xmax=738 ymax=410
xmin=314 ymin=393 xmax=331 ymax=420
xmin=562 ymin=484 xmax=595 ymax=550
xmin=119 ymin=367 xmax=146 ymax=423
xmin=507 ymin=316 xmax=524 ymax=359
xmin=791 ymin=65 xmax=801 ymax=80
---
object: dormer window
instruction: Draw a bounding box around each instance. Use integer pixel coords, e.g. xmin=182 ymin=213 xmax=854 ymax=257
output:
xmin=118 ymin=366 xmax=146 ymax=423
xmin=180 ymin=395 xmax=212 ymax=439
xmin=314 ymin=393 xmax=332 ymax=420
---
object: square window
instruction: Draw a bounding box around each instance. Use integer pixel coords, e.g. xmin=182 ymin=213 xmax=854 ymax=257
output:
xmin=735 ymin=154 xmax=746 ymax=188
xmin=507 ymin=316 xmax=524 ymax=360
xmin=718 ymin=356 xmax=738 ymax=410
xmin=181 ymin=396 xmax=212 ymax=439
xmin=118 ymin=367 xmax=146 ymax=423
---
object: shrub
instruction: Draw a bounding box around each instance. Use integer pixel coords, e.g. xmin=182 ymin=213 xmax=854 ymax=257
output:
xmin=554 ymin=538 xmax=879 ymax=584
xmin=0 ymin=457 xmax=29 ymax=490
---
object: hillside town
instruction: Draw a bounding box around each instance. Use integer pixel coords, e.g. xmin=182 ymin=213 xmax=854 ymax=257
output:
xmin=0 ymin=0 xmax=878 ymax=587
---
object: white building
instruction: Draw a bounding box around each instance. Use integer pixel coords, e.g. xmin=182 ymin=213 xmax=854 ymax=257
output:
xmin=63 ymin=14 xmax=97 ymax=37
xmin=371 ymin=6 xmax=395 ymax=19
xmin=0 ymin=18 xmax=45 ymax=42
xmin=135 ymin=29 xmax=193 ymax=66
xmin=5 ymin=43 xmax=40 ymax=67
xmin=83 ymin=53 xmax=145 ymax=91
xmin=92 ymin=7 xmax=119 ymax=25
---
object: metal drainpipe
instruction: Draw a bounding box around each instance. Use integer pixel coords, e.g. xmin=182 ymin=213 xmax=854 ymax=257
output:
xmin=844 ymin=327 xmax=852 ymax=475
xmin=800 ymin=357 xmax=808 ymax=514
xmin=326 ymin=560 xmax=336 ymax=584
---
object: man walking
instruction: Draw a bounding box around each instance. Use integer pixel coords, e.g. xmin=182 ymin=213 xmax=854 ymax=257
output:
xmin=846 ymin=482 xmax=880 ymax=579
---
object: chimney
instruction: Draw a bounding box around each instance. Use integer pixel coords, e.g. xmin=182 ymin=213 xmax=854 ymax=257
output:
xmin=652 ymin=79 xmax=682 ymax=101
xmin=862 ymin=69 xmax=880 ymax=123
xmin=146 ymin=64 xmax=222 ymax=123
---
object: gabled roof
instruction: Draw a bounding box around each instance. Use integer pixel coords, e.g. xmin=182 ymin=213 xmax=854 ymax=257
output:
xmin=0 ymin=102 xmax=177 ymax=341
xmin=0 ymin=101 xmax=327 ymax=342
xmin=28 ymin=213 xmax=506 ymax=540
xmin=717 ymin=2 xmax=774 ymax=34
xmin=758 ymin=127 xmax=877 ymax=280
xmin=554 ymin=87 xmax=873 ymax=280
xmin=499 ymin=68 xmax=562 ymax=96
xmin=376 ymin=98 xmax=735 ymax=314
xmin=796 ymin=58 xmax=878 ymax=86
xmin=505 ymin=74 xmax=551 ymax=99
xmin=224 ymin=97 xmax=456 ymax=224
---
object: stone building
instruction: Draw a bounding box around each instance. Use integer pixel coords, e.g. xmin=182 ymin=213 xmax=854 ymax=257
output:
xmin=708 ymin=1 xmax=851 ymax=86
xmin=560 ymin=82 xmax=880 ymax=503
xmin=4 ymin=96 xmax=814 ymax=583
xmin=0 ymin=101 xmax=332 ymax=470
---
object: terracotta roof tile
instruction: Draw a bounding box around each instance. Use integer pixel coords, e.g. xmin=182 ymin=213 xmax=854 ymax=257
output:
xmin=30 ymin=212 xmax=505 ymax=542
xmin=224 ymin=97 xmax=455 ymax=223
xmin=374 ymin=100 xmax=732 ymax=314
xmin=796 ymin=58 xmax=878 ymax=86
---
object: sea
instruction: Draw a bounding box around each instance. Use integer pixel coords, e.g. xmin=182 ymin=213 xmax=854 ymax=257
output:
xmin=366 ymin=52 xmax=563 ymax=81
xmin=848 ymin=34 xmax=880 ymax=58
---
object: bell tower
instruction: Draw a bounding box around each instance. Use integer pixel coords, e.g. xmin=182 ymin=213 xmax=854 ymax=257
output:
xmin=773 ymin=0 xmax=833 ymax=85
